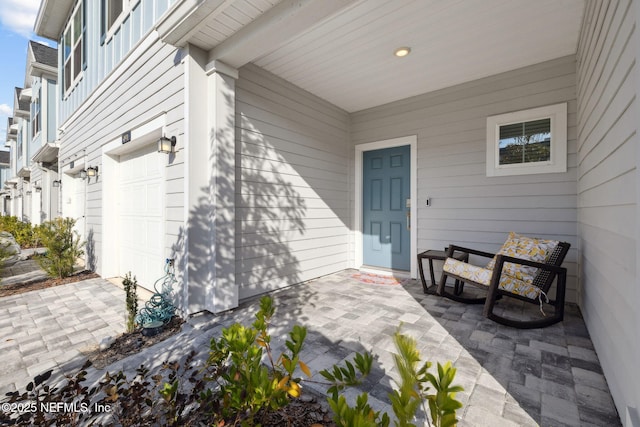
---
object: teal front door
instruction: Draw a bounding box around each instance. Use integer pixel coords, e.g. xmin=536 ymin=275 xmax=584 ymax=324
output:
xmin=363 ymin=145 xmax=411 ymax=270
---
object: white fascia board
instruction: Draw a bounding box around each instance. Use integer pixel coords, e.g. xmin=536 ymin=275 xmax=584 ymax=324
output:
xmin=157 ymin=0 xmax=230 ymax=47
xmin=209 ymin=0 xmax=359 ymax=68
xmin=28 ymin=63 xmax=58 ymax=79
xmin=19 ymin=88 xmax=32 ymax=101
xmin=17 ymin=167 xmax=31 ymax=178
xmin=34 ymin=0 xmax=75 ymax=40
xmin=32 ymin=142 xmax=60 ymax=164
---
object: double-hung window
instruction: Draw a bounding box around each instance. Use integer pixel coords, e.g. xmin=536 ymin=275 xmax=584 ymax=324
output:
xmin=17 ymin=132 xmax=23 ymax=160
xmin=486 ymin=103 xmax=567 ymax=176
xmin=61 ymin=1 xmax=85 ymax=95
xmin=32 ymin=88 xmax=41 ymax=137
xmin=101 ymin=0 xmax=124 ymax=42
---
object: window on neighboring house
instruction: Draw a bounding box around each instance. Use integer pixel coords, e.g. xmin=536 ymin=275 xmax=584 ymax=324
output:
xmin=17 ymin=133 xmax=23 ymax=160
xmin=101 ymin=0 xmax=124 ymax=42
xmin=486 ymin=103 xmax=567 ymax=176
xmin=32 ymin=89 xmax=41 ymax=137
xmin=61 ymin=1 xmax=85 ymax=95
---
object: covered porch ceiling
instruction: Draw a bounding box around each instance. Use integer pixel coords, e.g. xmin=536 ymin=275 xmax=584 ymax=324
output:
xmin=159 ymin=0 xmax=585 ymax=113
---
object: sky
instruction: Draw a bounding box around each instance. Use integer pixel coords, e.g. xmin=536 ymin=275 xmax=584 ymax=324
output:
xmin=0 ymin=0 xmax=54 ymax=147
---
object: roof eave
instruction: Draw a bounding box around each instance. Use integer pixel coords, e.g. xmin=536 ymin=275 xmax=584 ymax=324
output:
xmin=34 ymin=0 xmax=75 ymax=40
xmin=32 ymin=142 xmax=60 ymax=164
xmin=17 ymin=167 xmax=31 ymax=178
xmin=29 ymin=62 xmax=58 ymax=79
xmin=19 ymin=88 xmax=32 ymax=101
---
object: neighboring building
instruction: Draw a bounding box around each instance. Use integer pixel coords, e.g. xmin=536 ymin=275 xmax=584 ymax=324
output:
xmin=6 ymin=87 xmax=31 ymax=221
xmin=25 ymin=41 xmax=60 ymax=225
xmin=0 ymin=150 xmax=11 ymax=215
xmin=32 ymin=0 xmax=640 ymax=423
xmin=3 ymin=41 xmax=60 ymax=225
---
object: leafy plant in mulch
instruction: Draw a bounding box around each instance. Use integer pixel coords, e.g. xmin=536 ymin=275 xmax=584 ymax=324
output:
xmin=320 ymin=327 xmax=464 ymax=427
xmin=35 ymin=217 xmax=85 ymax=279
xmin=123 ymin=272 xmax=138 ymax=333
xmin=0 ymin=216 xmax=41 ymax=248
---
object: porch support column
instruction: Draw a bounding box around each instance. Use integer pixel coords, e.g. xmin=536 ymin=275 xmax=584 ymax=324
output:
xmin=185 ymin=48 xmax=238 ymax=314
xmin=206 ymin=59 xmax=238 ymax=313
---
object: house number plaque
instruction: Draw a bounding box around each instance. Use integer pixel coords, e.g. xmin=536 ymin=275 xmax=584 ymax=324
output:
xmin=122 ymin=131 xmax=131 ymax=144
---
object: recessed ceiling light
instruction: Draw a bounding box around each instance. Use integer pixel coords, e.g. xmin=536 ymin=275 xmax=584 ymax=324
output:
xmin=394 ymin=47 xmax=411 ymax=57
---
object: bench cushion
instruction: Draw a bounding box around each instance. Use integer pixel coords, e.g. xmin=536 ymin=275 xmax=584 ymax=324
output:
xmin=485 ymin=232 xmax=559 ymax=283
xmin=443 ymin=258 xmax=543 ymax=300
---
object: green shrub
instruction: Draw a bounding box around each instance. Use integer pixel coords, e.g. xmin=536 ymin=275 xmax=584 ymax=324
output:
xmin=36 ymin=217 xmax=84 ymax=278
xmin=123 ymin=272 xmax=139 ymax=333
xmin=207 ymin=295 xmax=311 ymax=424
xmin=0 ymin=216 xmax=36 ymax=248
xmin=321 ymin=327 xmax=463 ymax=427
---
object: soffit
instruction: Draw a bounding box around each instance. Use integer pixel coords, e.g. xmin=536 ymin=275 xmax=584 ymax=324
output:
xmin=162 ymin=0 xmax=586 ymax=113
xmin=35 ymin=0 xmax=75 ymax=40
xmin=252 ymin=0 xmax=585 ymax=112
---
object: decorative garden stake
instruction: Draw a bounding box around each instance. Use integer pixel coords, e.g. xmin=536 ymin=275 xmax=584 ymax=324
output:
xmin=136 ymin=259 xmax=177 ymax=335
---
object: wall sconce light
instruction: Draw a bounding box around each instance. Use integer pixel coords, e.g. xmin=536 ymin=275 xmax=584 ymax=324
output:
xmin=87 ymin=166 xmax=98 ymax=177
xmin=53 ymin=180 xmax=61 ymax=187
xmin=79 ymin=169 xmax=87 ymax=179
xmin=35 ymin=187 xmax=42 ymax=193
xmin=158 ymin=136 xmax=177 ymax=154
xmin=26 ymin=190 xmax=32 ymax=195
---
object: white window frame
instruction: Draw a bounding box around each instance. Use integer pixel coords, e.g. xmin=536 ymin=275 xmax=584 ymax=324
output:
xmin=102 ymin=0 xmax=135 ymax=43
xmin=61 ymin=0 xmax=84 ymax=96
xmin=31 ymin=88 xmax=41 ymax=137
xmin=106 ymin=0 xmax=124 ymax=31
xmin=486 ymin=103 xmax=567 ymax=177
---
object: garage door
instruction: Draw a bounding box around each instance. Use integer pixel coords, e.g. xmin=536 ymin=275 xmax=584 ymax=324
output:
xmin=119 ymin=144 xmax=164 ymax=291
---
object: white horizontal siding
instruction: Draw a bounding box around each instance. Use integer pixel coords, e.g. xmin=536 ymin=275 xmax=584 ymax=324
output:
xmin=235 ymin=63 xmax=351 ymax=300
xmin=56 ymin=37 xmax=185 ymax=280
xmin=576 ymin=0 xmax=639 ymax=422
xmin=352 ymin=55 xmax=579 ymax=301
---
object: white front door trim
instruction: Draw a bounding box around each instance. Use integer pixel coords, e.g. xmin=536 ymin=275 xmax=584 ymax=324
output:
xmin=355 ymin=135 xmax=417 ymax=277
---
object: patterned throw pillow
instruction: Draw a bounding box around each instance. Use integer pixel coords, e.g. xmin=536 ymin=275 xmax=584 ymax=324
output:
xmin=485 ymin=232 xmax=559 ymax=283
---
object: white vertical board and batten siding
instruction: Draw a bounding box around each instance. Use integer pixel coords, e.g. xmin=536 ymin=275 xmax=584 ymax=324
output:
xmin=235 ymin=64 xmax=351 ymax=300
xmin=351 ymin=55 xmax=578 ymax=302
xmin=576 ymin=0 xmax=638 ymax=421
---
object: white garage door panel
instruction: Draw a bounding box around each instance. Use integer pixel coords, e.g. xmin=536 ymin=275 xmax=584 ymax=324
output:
xmin=119 ymin=145 xmax=164 ymax=291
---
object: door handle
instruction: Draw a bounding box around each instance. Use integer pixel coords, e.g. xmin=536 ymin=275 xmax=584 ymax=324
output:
xmin=406 ymin=210 xmax=410 ymax=230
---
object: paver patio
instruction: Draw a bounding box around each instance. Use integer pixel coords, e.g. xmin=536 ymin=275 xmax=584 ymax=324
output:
xmin=0 ymin=268 xmax=621 ymax=426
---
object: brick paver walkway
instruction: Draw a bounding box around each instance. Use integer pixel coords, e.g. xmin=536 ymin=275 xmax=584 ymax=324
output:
xmin=0 ymin=278 xmax=125 ymax=395
xmin=0 ymin=268 xmax=621 ymax=426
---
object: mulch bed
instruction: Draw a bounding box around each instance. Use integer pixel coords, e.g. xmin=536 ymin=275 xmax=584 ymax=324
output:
xmin=0 ymin=270 xmax=100 ymax=297
xmin=86 ymin=316 xmax=185 ymax=369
